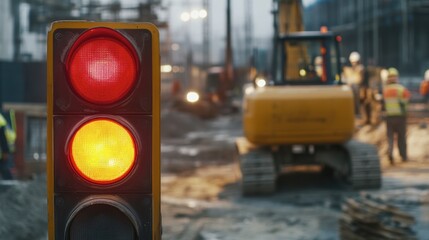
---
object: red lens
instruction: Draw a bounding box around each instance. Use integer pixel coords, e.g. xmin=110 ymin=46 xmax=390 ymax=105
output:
xmin=66 ymin=28 xmax=139 ymax=104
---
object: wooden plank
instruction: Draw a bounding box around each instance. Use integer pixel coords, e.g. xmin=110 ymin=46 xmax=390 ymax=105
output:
xmin=339 ymin=196 xmax=417 ymax=240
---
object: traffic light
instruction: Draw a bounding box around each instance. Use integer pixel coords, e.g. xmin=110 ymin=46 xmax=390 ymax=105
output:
xmin=47 ymin=22 xmax=160 ymax=240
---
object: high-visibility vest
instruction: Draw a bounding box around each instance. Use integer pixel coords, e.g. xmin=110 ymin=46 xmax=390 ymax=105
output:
xmin=383 ymin=83 xmax=411 ymax=116
xmin=420 ymin=80 xmax=429 ymax=96
xmin=0 ymin=113 xmax=16 ymax=153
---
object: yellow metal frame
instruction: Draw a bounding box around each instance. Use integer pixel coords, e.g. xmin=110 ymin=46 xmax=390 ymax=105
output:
xmin=47 ymin=21 xmax=161 ymax=240
xmin=243 ymin=85 xmax=355 ymax=145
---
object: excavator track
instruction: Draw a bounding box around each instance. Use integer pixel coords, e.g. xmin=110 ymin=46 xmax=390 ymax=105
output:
xmin=235 ymin=138 xmax=277 ymax=195
xmin=344 ymin=140 xmax=381 ymax=189
xmin=239 ymin=149 xmax=277 ymax=195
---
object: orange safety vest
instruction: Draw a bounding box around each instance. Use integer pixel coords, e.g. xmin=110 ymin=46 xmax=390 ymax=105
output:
xmin=420 ymin=80 xmax=429 ymax=96
xmin=383 ymin=83 xmax=410 ymax=116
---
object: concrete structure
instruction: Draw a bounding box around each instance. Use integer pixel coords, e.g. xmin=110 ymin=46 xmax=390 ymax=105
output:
xmin=0 ymin=0 xmax=14 ymax=61
xmin=0 ymin=0 xmax=62 ymax=61
xmin=304 ymin=0 xmax=429 ymax=75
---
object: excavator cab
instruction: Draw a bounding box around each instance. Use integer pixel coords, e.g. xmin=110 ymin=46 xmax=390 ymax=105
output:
xmin=273 ymin=32 xmax=342 ymax=86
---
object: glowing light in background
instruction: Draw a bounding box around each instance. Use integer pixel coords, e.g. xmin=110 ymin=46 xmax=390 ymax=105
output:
xmin=255 ymin=78 xmax=267 ymax=88
xmin=180 ymin=12 xmax=190 ymax=22
xmin=302 ymin=0 xmax=318 ymax=7
xmin=199 ymin=9 xmax=208 ymax=18
xmin=186 ymin=91 xmax=200 ymax=103
xmin=161 ymin=64 xmax=173 ymax=73
xmin=171 ymin=43 xmax=180 ymax=51
xmin=181 ymin=9 xmax=208 ymax=21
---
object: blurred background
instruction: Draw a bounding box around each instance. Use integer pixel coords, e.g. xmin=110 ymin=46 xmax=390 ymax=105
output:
xmin=3 ymin=0 xmax=429 ymax=173
xmin=2 ymin=0 xmax=429 ymax=239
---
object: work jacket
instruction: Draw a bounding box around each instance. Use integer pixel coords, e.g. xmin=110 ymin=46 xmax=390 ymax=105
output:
xmin=0 ymin=114 xmax=10 ymax=156
xmin=420 ymin=80 xmax=429 ymax=96
xmin=344 ymin=64 xmax=364 ymax=86
xmin=383 ymin=83 xmax=411 ymax=116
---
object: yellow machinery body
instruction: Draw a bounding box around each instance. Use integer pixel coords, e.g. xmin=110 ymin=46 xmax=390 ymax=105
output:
xmin=243 ymin=85 xmax=355 ymax=145
xmin=236 ymin=0 xmax=381 ymax=196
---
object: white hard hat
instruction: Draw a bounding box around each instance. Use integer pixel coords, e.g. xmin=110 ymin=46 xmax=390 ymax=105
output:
xmin=380 ymin=69 xmax=389 ymax=83
xmin=349 ymin=51 xmax=360 ymax=63
xmin=424 ymin=69 xmax=429 ymax=80
xmin=314 ymin=56 xmax=323 ymax=65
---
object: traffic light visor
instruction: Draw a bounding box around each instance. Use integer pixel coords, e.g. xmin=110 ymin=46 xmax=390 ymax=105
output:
xmin=69 ymin=119 xmax=137 ymax=184
xmin=66 ymin=27 xmax=139 ymax=104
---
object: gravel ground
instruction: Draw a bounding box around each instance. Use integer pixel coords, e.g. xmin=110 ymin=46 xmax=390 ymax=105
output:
xmin=0 ymin=176 xmax=47 ymax=240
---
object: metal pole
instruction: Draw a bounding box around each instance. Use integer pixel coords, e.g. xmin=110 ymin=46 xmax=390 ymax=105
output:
xmin=357 ymin=0 xmax=364 ymax=59
xmin=12 ymin=0 xmax=21 ymax=61
xmin=225 ymin=0 xmax=233 ymax=88
xmin=271 ymin=0 xmax=279 ymax=81
xmin=203 ymin=0 xmax=210 ymax=68
xmin=244 ymin=0 xmax=253 ymax=64
xmin=401 ymin=0 xmax=408 ymax=64
xmin=373 ymin=0 xmax=379 ymax=65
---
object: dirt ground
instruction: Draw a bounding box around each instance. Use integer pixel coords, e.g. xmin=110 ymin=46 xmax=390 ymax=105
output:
xmin=160 ymin=110 xmax=429 ymax=240
xmin=1 ymin=109 xmax=429 ymax=240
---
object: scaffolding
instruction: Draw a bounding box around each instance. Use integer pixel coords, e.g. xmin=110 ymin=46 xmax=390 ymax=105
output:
xmin=304 ymin=0 xmax=429 ymax=75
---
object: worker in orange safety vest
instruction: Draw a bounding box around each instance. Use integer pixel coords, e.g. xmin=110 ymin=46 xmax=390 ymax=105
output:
xmin=383 ymin=68 xmax=410 ymax=165
xmin=420 ymin=69 xmax=429 ymax=110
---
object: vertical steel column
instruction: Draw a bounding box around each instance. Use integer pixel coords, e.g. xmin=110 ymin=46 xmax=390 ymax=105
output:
xmin=401 ymin=0 xmax=409 ymax=64
xmin=225 ymin=0 xmax=233 ymax=88
xmin=373 ymin=0 xmax=379 ymax=65
xmin=357 ymin=0 xmax=364 ymax=56
xmin=271 ymin=0 xmax=279 ymax=82
xmin=244 ymin=0 xmax=253 ymax=64
xmin=203 ymin=0 xmax=210 ymax=68
xmin=12 ymin=0 xmax=21 ymax=62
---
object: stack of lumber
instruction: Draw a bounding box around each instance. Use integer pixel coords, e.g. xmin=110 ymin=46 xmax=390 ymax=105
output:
xmin=339 ymin=194 xmax=417 ymax=240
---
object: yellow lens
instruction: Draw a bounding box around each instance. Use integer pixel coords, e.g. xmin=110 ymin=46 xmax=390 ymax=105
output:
xmin=70 ymin=119 xmax=136 ymax=184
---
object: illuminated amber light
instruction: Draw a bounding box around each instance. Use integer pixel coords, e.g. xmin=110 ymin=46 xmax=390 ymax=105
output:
xmin=70 ymin=119 xmax=136 ymax=184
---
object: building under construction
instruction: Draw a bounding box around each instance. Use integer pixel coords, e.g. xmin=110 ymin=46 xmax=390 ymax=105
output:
xmin=304 ymin=0 xmax=429 ymax=75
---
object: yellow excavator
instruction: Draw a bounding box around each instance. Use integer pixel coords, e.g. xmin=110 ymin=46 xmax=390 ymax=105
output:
xmin=235 ymin=0 xmax=381 ymax=195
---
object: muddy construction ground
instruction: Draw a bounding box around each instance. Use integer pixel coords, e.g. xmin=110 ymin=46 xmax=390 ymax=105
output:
xmin=1 ymin=109 xmax=429 ymax=240
xmin=160 ymin=110 xmax=429 ymax=240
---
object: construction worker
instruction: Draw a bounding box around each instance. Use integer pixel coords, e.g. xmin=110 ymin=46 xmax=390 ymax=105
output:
xmin=343 ymin=51 xmax=365 ymax=118
xmin=314 ymin=56 xmax=324 ymax=79
xmin=0 ymin=113 xmax=12 ymax=179
xmin=420 ymin=69 xmax=429 ymax=110
xmin=383 ymin=68 xmax=410 ymax=165
xmin=171 ymin=79 xmax=182 ymax=97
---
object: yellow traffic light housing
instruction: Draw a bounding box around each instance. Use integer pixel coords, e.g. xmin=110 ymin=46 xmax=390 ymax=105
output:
xmin=47 ymin=21 xmax=160 ymax=240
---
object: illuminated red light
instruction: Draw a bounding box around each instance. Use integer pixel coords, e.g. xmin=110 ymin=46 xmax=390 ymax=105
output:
xmin=336 ymin=36 xmax=342 ymax=42
xmin=66 ymin=27 xmax=139 ymax=105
